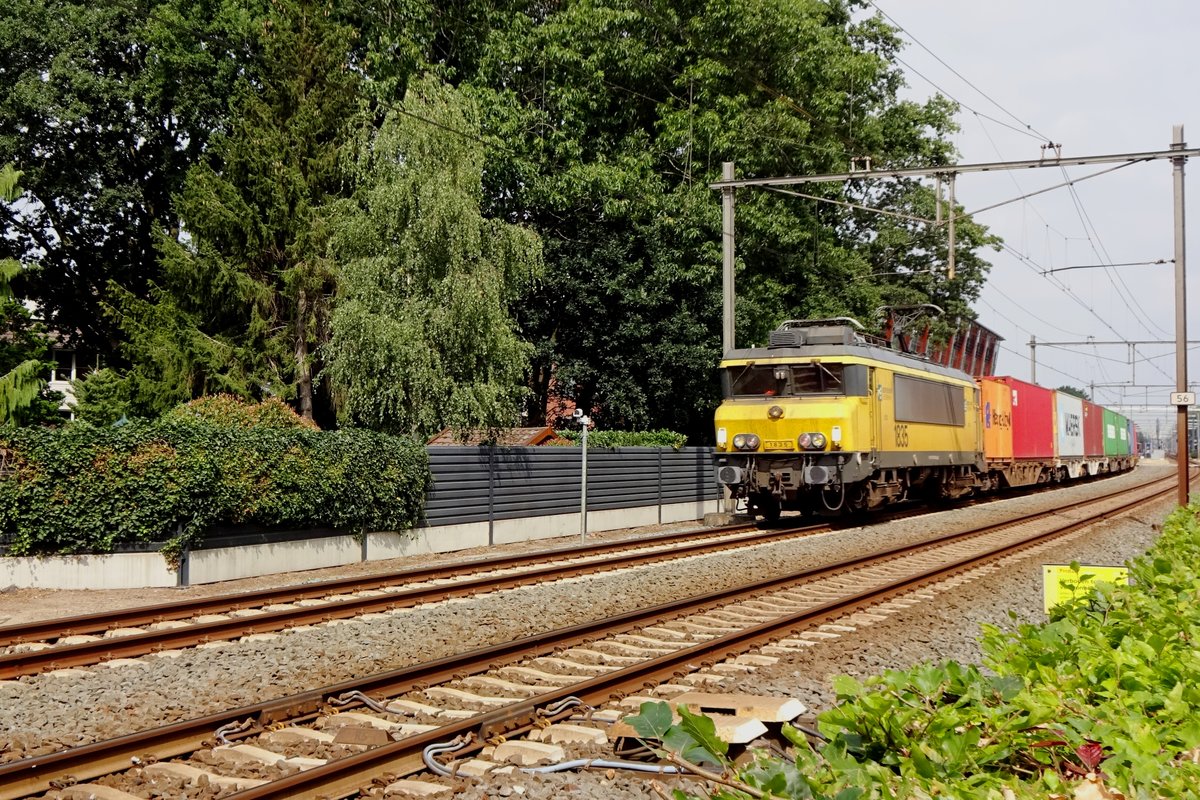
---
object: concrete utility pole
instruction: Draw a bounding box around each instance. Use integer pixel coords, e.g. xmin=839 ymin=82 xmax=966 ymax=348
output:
xmin=1029 ymin=335 xmax=1037 ymax=384
xmin=1172 ymin=125 xmax=1190 ymax=506
xmin=947 ymin=173 xmax=957 ymax=280
xmin=721 ymin=161 xmax=736 ymax=354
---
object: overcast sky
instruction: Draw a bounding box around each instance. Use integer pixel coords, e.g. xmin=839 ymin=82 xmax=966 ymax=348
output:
xmin=867 ymin=0 xmax=1198 ymax=442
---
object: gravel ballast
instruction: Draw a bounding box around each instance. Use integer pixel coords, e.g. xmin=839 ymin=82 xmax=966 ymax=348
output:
xmin=0 ymin=465 xmax=1180 ymax=799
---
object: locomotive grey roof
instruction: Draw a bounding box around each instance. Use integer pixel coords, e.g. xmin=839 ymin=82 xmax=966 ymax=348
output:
xmin=722 ymin=320 xmax=976 ymax=384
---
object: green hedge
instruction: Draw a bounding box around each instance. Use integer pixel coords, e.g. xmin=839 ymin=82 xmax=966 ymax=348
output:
xmin=0 ymin=401 xmax=430 ymax=558
xmin=628 ymin=503 xmax=1200 ymax=799
xmin=552 ymin=429 xmax=687 ymax=449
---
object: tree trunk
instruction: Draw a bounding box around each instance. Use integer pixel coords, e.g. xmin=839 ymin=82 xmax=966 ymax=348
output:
xmin=295 ymin=288 xmax=313 ymax=421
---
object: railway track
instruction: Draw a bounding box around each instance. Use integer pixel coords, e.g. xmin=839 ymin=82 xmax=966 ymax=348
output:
xmin=1 ymin=471 xmax=1179 ymax=800
xmin=0 ymin=521 xmax=816 ymax=678
xmin=0 ymin=470 xmax=1151 ymax=680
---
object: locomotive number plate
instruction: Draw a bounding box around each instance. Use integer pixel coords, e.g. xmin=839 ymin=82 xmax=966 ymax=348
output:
xmin=764 ymin=440 xmax=794 ymax=451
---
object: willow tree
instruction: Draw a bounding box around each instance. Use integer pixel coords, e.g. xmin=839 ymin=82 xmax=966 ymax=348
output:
xmin=323 ymin=76 xmax=542 ymax=437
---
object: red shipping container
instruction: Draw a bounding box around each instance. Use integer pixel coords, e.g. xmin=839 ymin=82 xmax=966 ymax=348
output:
xmin=1081 ymin=400 xmax=1104 ymax=457
xmin=991 ymin=377 xmax=1055 ymax=459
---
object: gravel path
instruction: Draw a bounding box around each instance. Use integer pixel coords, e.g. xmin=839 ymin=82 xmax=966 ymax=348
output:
xmin=0 ymin=465 xmax=1179 ymax=799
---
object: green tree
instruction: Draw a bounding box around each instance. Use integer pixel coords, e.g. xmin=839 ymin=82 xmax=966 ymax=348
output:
xmin=70 ymin=368 xmax=133 ymax=426
xmin=460 ymin=0 xmax=993 ymax=438
xmin=110 ymin=0 xmax=365 ymax=422
xmin=0 ymin=165 xmax=64 ymax=425
xmin=323 ymin=75 xmax=542 ymax=437
xmin=0 ymin=0 xmax=252 ymax=356
xmin=1057 ymin=385 xmax=1090 ymax=400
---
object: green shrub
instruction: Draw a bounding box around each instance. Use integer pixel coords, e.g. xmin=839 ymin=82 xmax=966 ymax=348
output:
xmin=627 ymin=504 xmax=1200 ymax=799
xmin=0 ymin=399 xmax=430 ymax=557
xmin=552 ymin=428 xmax=687 ymax=448
xmin=165 ymin=393 xmax=319 ymax=429
xmin=70 ymin=368 xmax=132 ymax=426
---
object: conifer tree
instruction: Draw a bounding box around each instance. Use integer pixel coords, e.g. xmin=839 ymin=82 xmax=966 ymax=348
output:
xmin=112 ymin=0 xmax=363 ymax=422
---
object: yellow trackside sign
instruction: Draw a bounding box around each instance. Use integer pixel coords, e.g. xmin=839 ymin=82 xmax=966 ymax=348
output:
xmin=1043 ymin=564 xmax=1129 ymax=613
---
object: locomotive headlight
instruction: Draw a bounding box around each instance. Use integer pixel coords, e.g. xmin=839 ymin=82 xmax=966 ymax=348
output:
xmin=732 ymin=433 xmax=760 ymax=451
xmin=798 ymin=432 xmax=826 ymax=451
xmin=831 ymin=425 xmax=843 ymax=450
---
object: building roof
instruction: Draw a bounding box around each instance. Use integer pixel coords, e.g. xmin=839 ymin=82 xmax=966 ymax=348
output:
xmin=426 ymin=426 xmax=563 ymax=446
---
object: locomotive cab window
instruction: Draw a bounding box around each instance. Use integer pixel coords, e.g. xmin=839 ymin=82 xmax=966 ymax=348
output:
xmin=725 ymin=362 xmax=862 ymax=397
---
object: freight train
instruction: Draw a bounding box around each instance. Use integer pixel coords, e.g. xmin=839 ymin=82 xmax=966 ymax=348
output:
xmin=714 ymin=318 xmax=1137 ymax=520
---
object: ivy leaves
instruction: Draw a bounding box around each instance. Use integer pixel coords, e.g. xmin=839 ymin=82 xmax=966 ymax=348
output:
xmin=628 ymin=701 xmax=729 ymax=769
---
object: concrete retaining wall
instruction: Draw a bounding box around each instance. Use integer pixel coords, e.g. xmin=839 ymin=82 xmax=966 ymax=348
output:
xmin=1 ymin=499 xmax=719 ymax=590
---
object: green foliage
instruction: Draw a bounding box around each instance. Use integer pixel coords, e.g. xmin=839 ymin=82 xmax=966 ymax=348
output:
xmin=626 ymin=504 xmax=1200 ymax=798
xmin=0 ymin=164 xmax=59 ymax=425
xmin=0 ymin=359 xmax=53 ymax=426
xmin=464 ymin=0 xmax=994 ymax=441
xmin=628 ymin=701 xmax=728 ymax=768
xmin=1057 ymin=385 xmax=1091 ymax=400
xmin=552 ymin=429 xmax=687 ymax=449
xmin=165 ymin=394 xmax=318 ymax=430
xmin=0 ymin=0 xmax=243 ymax=355
xmin=4 ymin=1 xmax=1001 ymax=445
xmin=70 ymin=368 xmax=133 ymax=426
xmin=0 ymin=398 xmax=430 ymax=556
xmin=323 ymin=74 xmax=542 ymax=438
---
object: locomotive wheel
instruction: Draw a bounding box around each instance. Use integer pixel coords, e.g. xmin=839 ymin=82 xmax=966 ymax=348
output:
xmin=845 ymin=483 xmax=871 ymax=515
xmin=752 ymin=492 xmax=782 ymax=522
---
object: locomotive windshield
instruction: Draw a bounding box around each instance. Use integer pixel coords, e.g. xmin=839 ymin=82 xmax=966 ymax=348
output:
xmin=725 ymin=362 xmax=848 ymax=397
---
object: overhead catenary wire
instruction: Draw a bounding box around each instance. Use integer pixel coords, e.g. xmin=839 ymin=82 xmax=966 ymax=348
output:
xmin=764 ymin=185 xmax=932 ymax=224
xmin=867 ymin=1 xmax=1054 ymax=143
xmin=958 ymin=160 xmax=1142 ymax=219
xmin=1057 ymin=167 xmax=1174 ymax=340
xmin=973 ymin=117 xmax=1074 ymax=242
xmin=979 ymin=289 xmax=1086 ymax=338
xmin=863 ymin=2 xmax=1189 ymax=393
xmin=892 ymin=55 xmax=1046 ymax=143
xmin=995 ymin=341 xmax=1094 ymax=388
xmin=996 ymin=241 xmax=1168 ymax=355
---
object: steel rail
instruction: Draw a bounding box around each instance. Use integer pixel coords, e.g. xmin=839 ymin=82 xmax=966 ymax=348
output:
xmin=0 ymin=466 xmax=1136 ymax=679
xmin=0 ymin=474 xmax=1179 ymax=800
xmin=3 ymin=522 xmax=847 ymax=678
xmin=0 ymin=522 xmax=761 ymax=647
xmin=0 ymin=468 xmax=1147 ymax=658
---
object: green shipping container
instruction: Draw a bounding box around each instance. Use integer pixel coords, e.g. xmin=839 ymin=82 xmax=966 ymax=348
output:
xmin=1102 ymin=408 xmax=1131 ymax=456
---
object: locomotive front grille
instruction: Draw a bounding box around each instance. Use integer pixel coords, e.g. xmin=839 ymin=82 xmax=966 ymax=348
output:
xmin=804 ymin=465 xmax=831 ymax=485
xmin=717 ymin=466 xmax=745 ymax=485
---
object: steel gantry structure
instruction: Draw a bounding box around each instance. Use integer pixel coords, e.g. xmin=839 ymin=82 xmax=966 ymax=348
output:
xmin=712 ymin=127 xmax=1196 ymax=504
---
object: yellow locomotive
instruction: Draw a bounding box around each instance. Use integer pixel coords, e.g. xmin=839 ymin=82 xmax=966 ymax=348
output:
xmin=714 ymin=318 xmax=983 ymax=519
